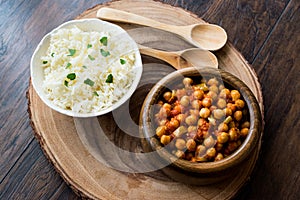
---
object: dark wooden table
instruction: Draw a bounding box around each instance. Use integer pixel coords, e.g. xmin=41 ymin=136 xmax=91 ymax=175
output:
xmin=1 ymin=0 xmax=299 ymax=199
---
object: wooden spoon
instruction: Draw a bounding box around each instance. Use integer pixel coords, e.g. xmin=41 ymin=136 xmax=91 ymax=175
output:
xmin=97 ymin=7 xmax=227 ymax=51
xmin=139 ymin=45 xmax=218 ymax=69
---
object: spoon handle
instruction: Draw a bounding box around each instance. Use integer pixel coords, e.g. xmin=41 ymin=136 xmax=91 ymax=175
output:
xmin=97 ymin=8 xmax=176 ymax=31
xmin=138 ymin=45 xmax=182 ymax=70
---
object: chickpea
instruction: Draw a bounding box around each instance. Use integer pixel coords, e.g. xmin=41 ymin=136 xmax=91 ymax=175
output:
xmin=188 ymin=126 xmax=197 ymax=133
xmin=191 ymin=100 xmax=201 ymax=110
xmin=163 ymin=91 xmax=172 ymax=102
xmin=229 ymin=128 xmax=239 ymax=141
xmin=228 ymin=121 xmax=236 ymax=129
xmin=189 ymin=109 xmax=199 ymax=116
xmin=219 ymin=88 xmax=230 ymax=99
xmin=166 ymin=118 xmax=179 ymax=132
xmin=224 ymin=107 xmax=233 ymax=116
xmin=209 ymin=85 xmax=219 ymax=94
xmin=217 ymin=98 xmax=227 ymax=108
xmin=202 ymin=97 xmax=212 ymax=107
xmin=175 ymin=150 xmax=185 ymax=158
xmin=240 ymin=128 xmax=249 ymax=137
xmin=173 ymin=104 xmax=182 ymax=113
xmin=207 ymin=78 xmax=219 ymax=86
xmin=209 ymin=105 xmax=217 ymax=112
xmin=234 ymin=110 xmax=243 ymax=121
xmin=206 ymin=147 xmax=217 ymax=158
xmin=215 ymin=142 xmax=223 ymax=151
xmin=195 ymin=156 xmax=207 ymax=162
xmin=219 ymin=84 xmax=225 ymax=90
xmin=156 ymin=126 xmax=166 ymax=138
xmin=170 ymin=109 xmax=180 ymax=117
xmin=185 ymin=115 xmax=198 ymax=125
xmin=186 ymin=139 xmax=197 ymax=151
xmin=241 ymin=121 xmax=250 ymax=128
xmin=158 ymin=107 xmax=169 ymax=118
xmin=162 ymin=103 xmax=171 ymax=110
xmin=231 ymin=90 xmax=241 ymax=101
xmin=235 ymin=99 xmax=245 ymax=109
xmin=160 ymin=104 xmax=171 ymax=116
xmin=227 ymin=142 xmax=239 ymax=152
xmin=215 ymin=153 xmax=224 ymax=161
xmin=175 ymin=113 xmax=186 ymax=124
xmin=199 ymin=107 xmax=211 ymax=118
xmin=197 ymin=118 xmax=206 ymax=127
xmin=193 ymin=89 xmax=204 ymax=100
xmin=160 ymin=135 xmax=171 ymax=145
xmin=158 ymin=119 xmax=168 ymax=126
xmin=175 ymin=138 xmax=186 ymax=150
xmin=204 ymin=136 xmax=215 ymax=148
xmin=176 ymin=89 xmax=186 ymax=99
xmin=180 ymin=95 xmax=190 ymax=107
xmin=195 ymin=145 xmax=206 ymax=157
xmin=197 ymin=83 xmax=209 ymax=92
xmin=169 ymin=118 xmax=180 ymax=129
xmin=218 ymin=123 xmax=229 ymax=132
xmin=213 ymin=109 xmax=225 ymax=119
xmin=227 ymin=103 xmax=237 ymax=113
xmin=217 ymin=132 xmax=229 ymax=143
xmin=206 ymin=91 xmax=217 ymax=101
xmin=157 ymin=100 xmax=164 ymax=106
xmin=183 ymin=77 xmax=193 ymax=87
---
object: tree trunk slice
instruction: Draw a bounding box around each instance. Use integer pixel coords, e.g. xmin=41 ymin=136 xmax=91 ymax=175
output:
xmin=28 ymin=0 xmax=264 ymax=199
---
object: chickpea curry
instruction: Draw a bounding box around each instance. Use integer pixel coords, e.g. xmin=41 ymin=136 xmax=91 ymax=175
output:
xmin=154 ymin=76 xmax=250 ymax=162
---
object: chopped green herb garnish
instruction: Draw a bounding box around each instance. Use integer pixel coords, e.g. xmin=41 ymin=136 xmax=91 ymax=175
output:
xmin=84 ymin=78 xmax=95 ymax=87
xmin=88 ymin=55 xmax=95 ymax=61
xmin=68 ymin=49 xmax=76 ymax=56
xmin=120 ymin=59 xmax=126 ymax=65
xmin=82 ymin=65 xmax=87 ymax=69
xmin=67 ymin=73 xmax=76 ymax=80
xmin=87 ymin=44 xmax=92 ymax=48
xmin=43 ymin=61 xmax=48 ymax=64
xmin=100 ymin=36 xmax=108 ymax=46
xmin=105 ymin=74 xmax=113 ymax=83
xmin=100 ymin=49 xmax=110 ymax=57
xmin=64 ymin=80 xmax=69 ymax=87
xmin=93 ymin=91 xmax=99 ymax=96
xmin=51 ymin=53 xmax=55 ymax=57
xmin=66 ymin=62 xmax=72 ymax=69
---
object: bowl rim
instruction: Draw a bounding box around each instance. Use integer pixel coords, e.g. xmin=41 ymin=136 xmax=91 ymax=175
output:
xmin=30 ymin=18 xmax=143 ymax=118
xmin=140 ymin=67 xmax=262 ymax=173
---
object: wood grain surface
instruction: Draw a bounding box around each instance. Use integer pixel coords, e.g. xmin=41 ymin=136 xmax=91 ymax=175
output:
xmin=0 ymin=0 xmax=299 ymax=199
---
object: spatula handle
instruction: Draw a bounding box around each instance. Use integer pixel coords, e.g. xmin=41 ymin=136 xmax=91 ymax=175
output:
xmin=97 ymin=8 xmax=174 ymax=31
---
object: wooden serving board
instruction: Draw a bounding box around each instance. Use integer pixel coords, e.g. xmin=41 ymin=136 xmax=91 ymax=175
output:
xmin=28 ymin=0 xmax=264 ymax=199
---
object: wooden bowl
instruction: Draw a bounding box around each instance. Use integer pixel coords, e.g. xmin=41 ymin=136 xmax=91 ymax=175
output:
xmin=139 ymin=67 xmax=262 ymax=185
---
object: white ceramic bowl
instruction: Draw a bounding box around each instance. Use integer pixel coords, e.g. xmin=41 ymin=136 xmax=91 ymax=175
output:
xmin=30 ymin=18 xmax=143 ymax=117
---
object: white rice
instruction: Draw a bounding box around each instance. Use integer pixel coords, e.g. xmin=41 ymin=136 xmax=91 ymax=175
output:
xmin=41 ymin=26 xmax=137 ymax=113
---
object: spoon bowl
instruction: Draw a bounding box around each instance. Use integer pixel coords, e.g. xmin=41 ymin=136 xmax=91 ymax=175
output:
xmin=97 ymin=8 xmax=227 ymax=51
xmin=190 ymin=24 xmax=228 ymax=51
